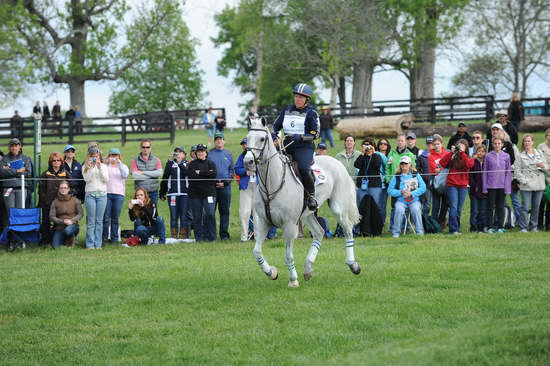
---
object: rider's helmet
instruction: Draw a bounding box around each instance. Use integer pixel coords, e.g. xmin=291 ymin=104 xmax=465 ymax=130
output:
xmin=292 ymin=83 xmax=313 ymax=98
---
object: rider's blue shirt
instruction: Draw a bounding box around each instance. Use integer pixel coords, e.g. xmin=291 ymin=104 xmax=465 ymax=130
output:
xmin=273 ymin=104 xmax=319 ymax=148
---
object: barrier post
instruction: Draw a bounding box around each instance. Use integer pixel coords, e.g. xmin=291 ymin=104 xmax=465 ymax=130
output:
xmin=33 ymin=117 xmax=42 ymax=207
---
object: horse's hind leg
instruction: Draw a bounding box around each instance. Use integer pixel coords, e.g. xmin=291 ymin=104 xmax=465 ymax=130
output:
xmin=283 ymin=223 xmax=299 ymax=287
xmin=252 ymin=216 xmax=278 ymax=280
xmin=302 ymin=213 xmax=324 ymax=281
xmin=330 ymin=200 xmax=361 ymax=275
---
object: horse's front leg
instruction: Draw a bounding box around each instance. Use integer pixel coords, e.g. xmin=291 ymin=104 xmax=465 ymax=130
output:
xmin=252 ymin=214 xmax=278 ymax=280
xmin=302 ymin=213 xmax=325 ymax=281
xmin=283 ymin=223 xmax=299 ymax=287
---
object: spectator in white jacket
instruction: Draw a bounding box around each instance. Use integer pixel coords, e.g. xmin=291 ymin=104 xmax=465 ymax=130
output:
xmin=83 ymin=146 xmax=109 ymax=249
xmin=515 ymin=135 xmax=549 ymax=232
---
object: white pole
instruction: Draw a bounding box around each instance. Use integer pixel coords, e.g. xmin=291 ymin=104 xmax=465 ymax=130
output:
xmin=21 ymin=174 xmax=25 ymax=209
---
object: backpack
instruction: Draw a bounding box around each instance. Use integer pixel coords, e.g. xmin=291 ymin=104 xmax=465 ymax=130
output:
xmin=422 ymin=213 xmax=441 ymax=234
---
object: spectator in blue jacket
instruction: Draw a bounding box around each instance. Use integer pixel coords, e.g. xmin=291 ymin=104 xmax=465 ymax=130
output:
xmin=235 ymin=138 xmax=256 ymax=241
xmin=62 ymin=145 xmax=85 ymax=202
xmin=388 ymin=156 xmax=426 ymax=238
xmin=160 ymin=146 xmax=189 ymax=239
xmin=208 ymin=133 xmax=234 ymax=240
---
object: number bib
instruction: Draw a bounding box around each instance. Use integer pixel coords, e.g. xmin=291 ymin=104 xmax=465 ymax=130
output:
xmin=282 ymin=113 xmax=306 ymax=135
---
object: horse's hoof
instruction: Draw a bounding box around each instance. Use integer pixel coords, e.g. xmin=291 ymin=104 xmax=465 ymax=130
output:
xmin=270 ymin=266 xmax=279 ymax=280
xmin=348 ymin=262 xmax=361 ymax=275
xmin=288 ymin=280 xmax=300 ymax=288
xmin=304 ymin=271 xmax=313 ymax=281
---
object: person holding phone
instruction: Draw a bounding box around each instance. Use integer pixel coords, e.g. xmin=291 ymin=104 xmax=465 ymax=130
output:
xmin=128 ymin=188 xmax=165 ymax=245
xmin=103 ymin=148 xmax=129 ymax=244
xmin=83 ymin=146 xmax=109 ymax=249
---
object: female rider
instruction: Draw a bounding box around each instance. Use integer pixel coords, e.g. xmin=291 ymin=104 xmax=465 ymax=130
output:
xmin=273 ymin=83 xmax=320 ymax=211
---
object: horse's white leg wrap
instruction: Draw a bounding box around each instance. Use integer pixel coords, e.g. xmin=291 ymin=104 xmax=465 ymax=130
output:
xmin=345 ymin=239 xmax=356 ymax=265
xmin=253 ymin=246 xmax=272 ymax=275
xmin=285 ymin=238 xmax=298 ymax=282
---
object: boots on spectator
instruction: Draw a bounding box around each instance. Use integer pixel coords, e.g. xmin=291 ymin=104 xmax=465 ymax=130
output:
xmin=179 ymin=228 xmax=189 ymax=239
xmin=171 ymin=228 xmax=178 ymax=239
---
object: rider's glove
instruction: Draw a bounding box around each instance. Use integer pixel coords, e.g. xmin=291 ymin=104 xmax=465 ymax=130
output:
xmin=292 ymin=134 xmax=302 ymax=142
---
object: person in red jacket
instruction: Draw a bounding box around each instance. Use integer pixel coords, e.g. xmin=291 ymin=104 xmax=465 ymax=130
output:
xmin=440 ymin=139 xmax=475 ymax=234
xmin=427 ymin=135 xmax=448 ymax=227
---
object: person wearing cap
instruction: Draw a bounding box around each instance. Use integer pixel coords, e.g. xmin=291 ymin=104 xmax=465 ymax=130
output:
xmin=487 ymin=112 xmax=518 ymax=145
xmin=439 ymin=139 xmax=475 ymax=234
xmin=487 ymin=122 xmax=516 ymax=164
xmin=447 ymin=122 xmax=473 ymax=151
xmin=428 ymin=134 xmax=449 ymax=228
xmin=190 ymin=145 xmax=198 ymax=160
xmin=315 ymin=142 xmax=328 ymax=156
xmin=83 ymin=146 xmax=109 ymax=249
xmin=188 ymin=144 xmax=217 ymax=242
xmin=38 ymin=152 xmax=70 ymax=245
xmin=319 ymin=106 xmax=335 ymax=148
xmin=159 ymin=147 xmax=190 ymax=239
xmin=405 ymin=131 xmax=420 ymax=156
xmin=385 ymin=134 xmax=416 ymax=227
xmin=273 ymin=83 xmax=320 ymax=211
xmin=0 ymin=138 xmax=33 ymax=214
xmin=131 ymin=138 xmax=163 ymax=205
xmin=208 ymin=133 xmax=234 ymax=240
xmin=63 ymin=145 xmax=85 ymax=202
xmin=387 ymin=155 xmax=426 ymax=238
xmin=417 ymin=136 xmax=434 ymax=215
xmin=235 ymin=137 xmax=256 ymax=241
xmin=102 ymin=148 xmax=129 ymax=244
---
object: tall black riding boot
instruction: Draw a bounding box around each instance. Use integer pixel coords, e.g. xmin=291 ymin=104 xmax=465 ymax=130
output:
xmin=302 ymin=172 xmax=317 ymax=211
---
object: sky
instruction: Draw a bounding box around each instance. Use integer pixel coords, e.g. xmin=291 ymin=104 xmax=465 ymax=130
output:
xmin=2 ymin=0 xmax=547 ymax=127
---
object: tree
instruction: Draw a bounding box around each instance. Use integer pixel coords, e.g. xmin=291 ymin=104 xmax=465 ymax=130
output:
xmin=454 ymin=0 xmax=550 ymax=97
xmin=108 ymin=0 xmax=203 ymax=115
xmin=451 ymin=54 xmax=507 ymax=96
xmin=383 ymin=0 xmax=470 ymax=100
xmin=0 ymin=0 xmax=180 ymax=115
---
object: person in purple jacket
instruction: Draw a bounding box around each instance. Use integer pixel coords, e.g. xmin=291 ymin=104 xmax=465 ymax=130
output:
xmin=482 ymin=137 xmax=512 ymax=233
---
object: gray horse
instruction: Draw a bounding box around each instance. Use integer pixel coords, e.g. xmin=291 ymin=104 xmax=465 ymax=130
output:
xmin=244 ymin=117 xmax=361 ymax=287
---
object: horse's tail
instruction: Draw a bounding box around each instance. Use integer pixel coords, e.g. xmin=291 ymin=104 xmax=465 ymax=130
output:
xmin=331 ymin=167 xmax=360 ymax=227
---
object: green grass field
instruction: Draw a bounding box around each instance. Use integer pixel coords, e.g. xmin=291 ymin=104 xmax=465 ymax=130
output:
xmin=1 ymin=128 xmax=550 ymax=364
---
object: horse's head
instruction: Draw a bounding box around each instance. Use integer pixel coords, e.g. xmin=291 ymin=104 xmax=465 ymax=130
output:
xmin=244 ymin=116 xmax=271 ymax=170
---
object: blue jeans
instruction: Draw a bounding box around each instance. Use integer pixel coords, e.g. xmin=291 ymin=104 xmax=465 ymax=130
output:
xmin=446 ymin=186 xmax=468 ymax=233
xmin=103 ymin=193 xmax=124 ymax=242
xmin=134 ymin=217 xmax=166 ymax=244
xmin=168 ymin=195 xmax=189 ymax=230
xmin=511 ymin=191 xmax=526 ymax=229
xmin=215 ymin=185 xmax=231 ymax=240
xmin=52 ymin=224 xmax=79 ymax=248
xmin=85 ymin=194 xmax=107 ymax=248
xmin=320 ymin=128 xmax=335 ymax=147
xmin=392 ymin=200 xmax=424 ymax=236
xmin=470 ymin=195 xmax=488 ymax=231
xmin=380 ymin=188 xmax=388 ymax=227
xmin=356 ymin=187 xmax=384 ymax=223
xmin=189 ymin=196 xmax=216 ymax=241
xmin=148 ymin=191 xmax=159 ymax=206
xmin=520 ymin=190 xmax=544 ymax=230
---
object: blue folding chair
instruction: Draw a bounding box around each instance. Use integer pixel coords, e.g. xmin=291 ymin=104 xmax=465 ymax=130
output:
xmin=0 ymin=208 xmax=41 ymax=252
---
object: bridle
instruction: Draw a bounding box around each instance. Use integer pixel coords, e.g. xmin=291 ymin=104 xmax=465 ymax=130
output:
xmin=246 ymin=127 xmax=289 ymax=226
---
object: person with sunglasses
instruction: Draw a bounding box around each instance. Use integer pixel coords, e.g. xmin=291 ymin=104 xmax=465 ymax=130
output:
xmin=38 ymin=152 xmax=70 ymax=245
xmin=131 ymin=138 xmax=163 ymax=205
xmin=447 ymin=122 xmax=473 ymax=151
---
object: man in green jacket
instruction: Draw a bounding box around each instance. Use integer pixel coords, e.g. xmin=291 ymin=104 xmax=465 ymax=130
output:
xmin=385 ymin=134 xmax=417 ymax=185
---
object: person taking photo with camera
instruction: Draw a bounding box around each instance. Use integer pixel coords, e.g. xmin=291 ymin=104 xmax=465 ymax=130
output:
xmin=83 ymin=146 xmax=109 ymax=249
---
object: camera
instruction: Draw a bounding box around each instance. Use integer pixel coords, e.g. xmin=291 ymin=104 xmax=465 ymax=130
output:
xmin=90 ymin=157 xmax=97 ymax=163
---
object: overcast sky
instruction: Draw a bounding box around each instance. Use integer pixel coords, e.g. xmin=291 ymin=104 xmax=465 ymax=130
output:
xmin=2 ymin=0 xmax=547 ymax=126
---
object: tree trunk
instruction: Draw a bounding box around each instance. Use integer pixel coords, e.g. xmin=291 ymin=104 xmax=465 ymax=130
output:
xmin=337 ymin=75 xmax=346 ymax=111
xmin=420 ymin=44 xmax=435 ymax=101
xmin=69 ymin=79 xmax=86 ymax=116
xmin=352 ymin=61 xmax=375 ymax=114
xmin=329 ymin=75 xmax=340 ymax=108
xmin=252 ymin=31 xmax=263 ymax=110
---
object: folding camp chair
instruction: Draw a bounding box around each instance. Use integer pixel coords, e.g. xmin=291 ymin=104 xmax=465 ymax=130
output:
xmin=402 ymin=208 xmax=416 ymax=234
xmin=0 ymin=208 xmax=41 ymax=252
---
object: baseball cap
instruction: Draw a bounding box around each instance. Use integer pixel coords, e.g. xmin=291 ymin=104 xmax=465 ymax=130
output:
xmin=425 ymin=136 xmax=434 ymax=144
xmin=64 ymin=144 xmax=75 ymax=152
xmin=240 ymin=138 xmax=247 ymax=145
xmin=400 ymin=156 xmax=412 ymax=164
xmin=195 ymin=144 xmax=208 ymax=151
xmin=458 ymin=122 xmax=466 ymax=127
xmin=317 ymin=142 xmax=327 ymax=150
xmin=8 ymin=138 xmax=21 ymax=146
xmin=173 ymin=146 xmax=184 ymax=153
xmin=491 ymin=123 xmax=504 ymax=130
xmin=190 ymin=145 xmax=198 ymax=152
xmin=108 ymin=148 xmax=121 ymax=155
xmin=406 ymin=131 xmax=416 ymax=139
xmin=214 ymin=132 xmax=224 ymax=140
xmin=88 ymin=146 xmax=100 ymax=155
